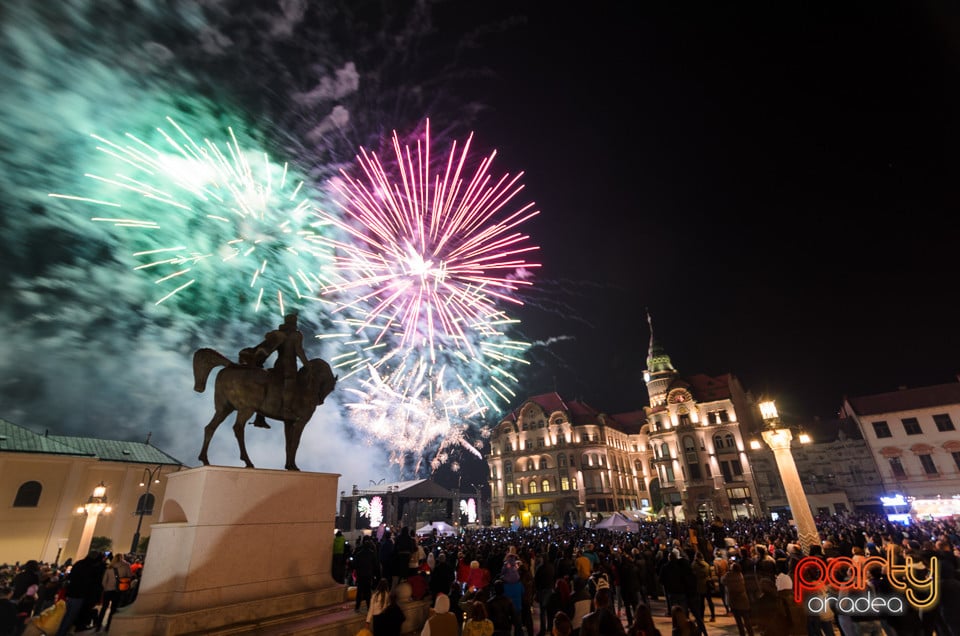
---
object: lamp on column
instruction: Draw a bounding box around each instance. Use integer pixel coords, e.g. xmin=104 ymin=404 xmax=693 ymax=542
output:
xmin=757 ymin=400 xmax=819 ymax=551
xmin=75 ymin=482 xmax=111 ymax=561
xmin=130 ymin=465 xmax=163 ymax=554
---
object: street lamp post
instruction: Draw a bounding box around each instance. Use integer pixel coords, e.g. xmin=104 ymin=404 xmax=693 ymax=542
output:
xmin=75 ymin=482 xmax=111 ymax=561
xmin=130 ymin=465 xmax=163 ymax=554
xmin=756 ymin=400 xmax=819 ymax=551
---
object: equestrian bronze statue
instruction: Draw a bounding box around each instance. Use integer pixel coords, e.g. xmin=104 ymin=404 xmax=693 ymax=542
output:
xmin=193 ymin=314 xmax=337 ymax=471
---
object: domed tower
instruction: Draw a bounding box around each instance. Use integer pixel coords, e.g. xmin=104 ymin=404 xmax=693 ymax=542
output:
xmin=643 ymin=311 xmax=677 ymax=408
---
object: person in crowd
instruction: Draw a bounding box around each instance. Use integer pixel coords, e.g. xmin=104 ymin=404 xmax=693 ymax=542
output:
xmin=534 ymin=549 xmax=557 ymax=636
xmin=722 ymin=560 xmax=754 ymax=636
xmin=393 ymin=527 xmax=415 ymax=587
xmin=371 ymin=590 xmax=405 ymax=636
xmin=579 ymin=586 xmax=625 ymax=636
xmin=96 ymin=552 xmax=132 ymax=632
xmin=0 ymin=586 xmax=20 ymax=636
xmin=618 ymin=549 xmax=641 ymax=625
xmin=365 ymin=578 xmax=391 ymax=631
xmin=658 ymin=549 xmax=694 ymax=618
xmin=672 ymin=604 xmax=698 ymax=636
xmin=332 ymin=530 xmax=347 ymax=584
xmin=353 ymin=535 xmax=379 ymax=614
xmin=55 ymin=550 xmax=104 ymax=636
xmin=552 ymin=611 xmax=572 ymax=636
xmin=421 ymin=593 xmax=457 ymax=636
xmin=430 ymin=552 xmax=455 ymax=601
xmin=568 ymin=577 xmax=592 ymax=636
xmin=627 ymin=603 xmax=662 ymax=636
xmin=462 ymin=600 xmax=494 ymax=636
xmin=691 ymin=551 xmax=715 ymax=624
xmin=11 ymin=562 xmax=40 ymax=602
xmin=378 ymin=529 xmax=395 ymax=585
xmin=713 ymin=548 xmax=730 ymax=616
xmin=487 ymin=579 xmax=519 ymax=636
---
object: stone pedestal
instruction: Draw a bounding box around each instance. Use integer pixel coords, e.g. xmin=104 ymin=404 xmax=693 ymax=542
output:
xmin=110 ymin=466 xmax=343 ymax=635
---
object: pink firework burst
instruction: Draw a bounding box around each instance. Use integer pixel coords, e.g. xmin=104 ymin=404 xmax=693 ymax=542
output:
xmin=319 ymin=119 xmax=541 ymax=359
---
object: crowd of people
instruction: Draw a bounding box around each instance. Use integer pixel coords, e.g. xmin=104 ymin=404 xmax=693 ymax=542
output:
xmin=4 ymin=512 xmax=959 ymax=636
xmin=0 ymin=550 xmax=143 ymax=636
xmin=346 ymin=512 xmax=960 ymax=636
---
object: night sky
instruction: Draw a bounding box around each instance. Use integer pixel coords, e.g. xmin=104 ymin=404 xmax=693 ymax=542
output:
xmin=451 ymin=2 xmax=960 ymax=421
xmin=2 ymin=2 xmax=958 ymax=490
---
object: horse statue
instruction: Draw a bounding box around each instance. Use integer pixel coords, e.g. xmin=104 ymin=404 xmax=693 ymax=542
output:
xmin=193 ymin=348 xmax=337 ymax=471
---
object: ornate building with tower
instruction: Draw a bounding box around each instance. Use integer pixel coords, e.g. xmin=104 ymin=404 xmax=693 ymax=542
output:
xmin=486 ymin=318 xmax=771 ymax=526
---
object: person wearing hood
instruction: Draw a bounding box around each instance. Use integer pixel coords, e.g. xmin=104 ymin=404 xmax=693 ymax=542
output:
xmin=421 ymin=593 xmax=457 ymax=636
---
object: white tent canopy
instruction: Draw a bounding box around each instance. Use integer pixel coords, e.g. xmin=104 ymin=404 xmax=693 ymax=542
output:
xmin=593 ymin=512 xmax=639 ymax=533
xmin=416 ymin=521 xmax=458 ymax=536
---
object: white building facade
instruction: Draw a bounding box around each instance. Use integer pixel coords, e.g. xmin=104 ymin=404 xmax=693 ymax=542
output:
xmin=840 ymin=380 xmax=960 ymax=500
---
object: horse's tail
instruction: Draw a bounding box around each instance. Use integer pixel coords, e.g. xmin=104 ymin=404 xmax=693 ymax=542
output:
xmin=193 ymin=348 xmax=232 ymax=393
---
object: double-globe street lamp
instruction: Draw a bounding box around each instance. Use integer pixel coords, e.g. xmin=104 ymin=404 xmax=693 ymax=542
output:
xmin=76 ymin=482 xmax=111 ymax=561
xmin=130 ymin=465 xmax=163 ymax=554
xmin=752 ymin=400 xmax=819 ymax=551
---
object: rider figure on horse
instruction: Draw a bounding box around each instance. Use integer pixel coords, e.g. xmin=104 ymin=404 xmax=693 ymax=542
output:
xmin=241 ymin=312 xmax=309 ymax=426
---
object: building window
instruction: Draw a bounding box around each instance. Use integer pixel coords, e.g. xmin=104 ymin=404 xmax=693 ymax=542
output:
xmin=506 ymin=482 xmax=514 ymax=496
xmin=724 ymin=434 xmax=735 ymax=449
xmin=526 ymin=459 xmax=534 ymax=471
xmin=524 ymin=440 xmax=533 ymax=450
xmin=660 ymin=443 xmax=670 ymax=458
xmin=517 ymin=482 xmax=523 ymax=494
xmin=539 ymin=458 xmax=550 ymax=470
xmin=530 ymin=481 xmax=538 ymax=494
xmin=664 ymin=464 xmax=675 ymax=482
xmin=934 ymin=414 xmax=955 ymax=432
xmin=559 ymin=454 xmax=567 ymax=468
xmin=731 ymin=459 xmax=743 ymax=476
xmin=719 ymin=461 xmax=733 ymax=483
xmin=13 ymin=481 xmax=42 ymax=507
xmin=952 ymin=452 xmax=960 ymax=471
xmin=504 ymin=461 xmax=512 ymax=474
xmin=713 ymin=435 xmax=723 ymax=450
xmin=679 ymin=413 xmax=691 ymax=426
xmin=561 ymin=477 xmax=570 ymax=491
xmin=569 ymin=454 xmax=576 ymax=467
xmin=889 ymin=457 xmax=906 ymax=478
xmin=919 ymin=454 xmax=938 ymax=475
xmin=902 ymin=418 xmax=922 ymax=436
xmin=571 ymin=478 xmax=578 ymax=490
xmin=711 ymin=410 xmax=730 ymax=424
xmin=704 ymin=463 xmax=711 ymax=478
xmin=537 ymin=437 xmax=545 ymax=448
xmin=136 ymin=493 xmax=156 ymax=516
xmin=872 ymin=421 xmax=891 ymax=438
xmin=542 ymin=479 xmax=550 ymax=493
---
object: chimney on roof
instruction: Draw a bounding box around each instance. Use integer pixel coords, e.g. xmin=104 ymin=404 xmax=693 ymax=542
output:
xmin=145 ymin=432 xmax=152 ymax=444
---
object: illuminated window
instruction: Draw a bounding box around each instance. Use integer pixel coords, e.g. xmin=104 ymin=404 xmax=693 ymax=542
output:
xmin=529 ymin=481 xmax=538 ymax=494
xmin=542 ymin=479 xmax=550 ymax=493
xmin=561 ymin=477 xmax=570 ymax=491
xmin=506 ymin=482 xmax=514 ymax=496
xmin=527 ymin=459 xmax=534 ymax=471
xmin=571 ymin=478 xmax=577 ymax=490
